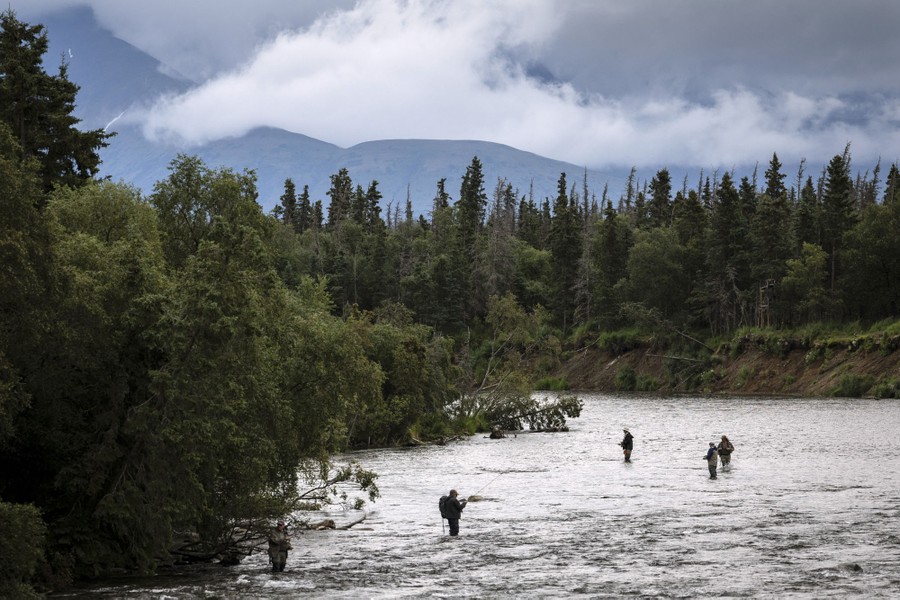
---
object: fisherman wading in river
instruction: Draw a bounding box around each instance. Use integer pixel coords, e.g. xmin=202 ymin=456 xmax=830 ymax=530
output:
xmin=620 ymin=428 xmax=634 ymax=462
xmin=267 ymin=520 xmax=292 ymax=572
xmin=439 ymin=489 xmax=468 ymax=536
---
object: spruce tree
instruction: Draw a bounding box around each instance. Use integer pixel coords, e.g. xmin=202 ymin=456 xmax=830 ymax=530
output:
xmin=0 ymin=10 xmax=110 ymax=193
xmin=820 ymin=152 xmax=856 ymax=289
xmin=279 ymin=178 xmax=297 ymax=226
xmin=548 ymin=172 xmax=581 ymax=328
xmin=647 ymin=168 xmax=672 ymax=228
xmin=764 ymin=152 xmax=787 ymax=199
xmin=297 ymin=184 xmax=312 ymax=233
xmin=884 ymin=163 xmax=900 ymax=207
xmin=794 ymin=176 xmax=819 ymax=248
xmin=456 ymin=156 xmax=487 ymax=257
xmin=326 ymin=168 xmax=353 ymax=230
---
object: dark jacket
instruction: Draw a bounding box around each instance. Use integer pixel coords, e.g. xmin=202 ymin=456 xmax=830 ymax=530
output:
xmin=443 ymin=496 xmax=467 ymax=519
xmin=717 ymin=440 xmax=734 ymax=455
xmin=621 ymin=432 xmax=634 ymax=450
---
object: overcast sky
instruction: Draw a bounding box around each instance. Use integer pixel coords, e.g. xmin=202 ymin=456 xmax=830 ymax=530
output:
xmin=17 ymin=0 xmax=900 ymax=172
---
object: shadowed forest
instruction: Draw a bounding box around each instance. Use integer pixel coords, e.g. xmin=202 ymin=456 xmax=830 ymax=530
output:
xmin=1 ymin=10 xmax=898 ymax=596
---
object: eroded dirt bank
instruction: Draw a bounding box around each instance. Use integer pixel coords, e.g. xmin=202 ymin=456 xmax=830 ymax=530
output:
xmin=557 ymin=341 xmax=900 ymax=396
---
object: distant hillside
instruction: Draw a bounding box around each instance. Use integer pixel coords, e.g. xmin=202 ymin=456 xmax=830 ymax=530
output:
xmin=40 ymin=6 xmax=625 ymax=215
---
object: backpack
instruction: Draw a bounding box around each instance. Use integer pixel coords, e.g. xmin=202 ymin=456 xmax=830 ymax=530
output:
xmin=438 ymin=495 xmax=449 ymax=519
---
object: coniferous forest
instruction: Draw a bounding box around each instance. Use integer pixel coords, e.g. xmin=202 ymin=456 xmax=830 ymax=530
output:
xmin=1 ymin=9 xmax=899 ymax=595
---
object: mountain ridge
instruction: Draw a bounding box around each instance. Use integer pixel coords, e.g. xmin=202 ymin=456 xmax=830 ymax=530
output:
xmin=39 ymin=5 xmax=625 ymax=214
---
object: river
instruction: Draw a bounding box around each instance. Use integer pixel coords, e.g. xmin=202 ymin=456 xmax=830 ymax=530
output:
xmin=57 ymin=394 xmax=900 ymax=598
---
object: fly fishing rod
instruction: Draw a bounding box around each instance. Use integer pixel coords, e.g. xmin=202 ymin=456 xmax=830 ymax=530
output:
xmin=468 ymin=472 xmax=504 ymax=498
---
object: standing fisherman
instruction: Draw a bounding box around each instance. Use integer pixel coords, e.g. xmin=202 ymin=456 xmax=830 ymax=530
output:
xmin=440 ymin=489 xmax=468 ymax=536
xmin=620 ymin=428 xmax=634 ymax=462
xmin=267 ymin=520 xmax=292 ymax=572
xmin=717 ymin=435 xmax=735 ymax=471
xmin=704 ymin=443 xmax=719 ymax=479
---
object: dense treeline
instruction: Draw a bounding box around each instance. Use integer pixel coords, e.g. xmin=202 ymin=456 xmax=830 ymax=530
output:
xmin=0 ymin=11 xmax=579 ymax=593
xmin=1 ymin=8 xmax=898 ymax=594
xmin=273 ymin=150 xmax=899 ymax=338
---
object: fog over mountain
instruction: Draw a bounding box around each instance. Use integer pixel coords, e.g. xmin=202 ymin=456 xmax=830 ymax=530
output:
xmin=30 ymin=2 xmax=899 ymax=213
xmin=39 ymin=6 xmax=622 ymax=215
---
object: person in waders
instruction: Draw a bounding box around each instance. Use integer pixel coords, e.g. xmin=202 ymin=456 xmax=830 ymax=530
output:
xmin=704 ymin=442 xmax=719 ymax=479
xmin=717 ymin=435 xmax=734 ymax=471
xmin=620 ymin=428 xmax=634 ymax=462
xmin=268 ymin=520 xmax=292 ymax=572
xmin=441 ymin=489 xmax=467 ymax=536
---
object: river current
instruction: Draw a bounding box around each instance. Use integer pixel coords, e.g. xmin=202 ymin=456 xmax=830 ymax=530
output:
xmin=59 ymin=394 xmax=900 ymax=598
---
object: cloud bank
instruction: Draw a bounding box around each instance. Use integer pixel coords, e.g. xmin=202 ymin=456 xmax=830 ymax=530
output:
xmin=20 ymin=0 xmax=900 ymax=171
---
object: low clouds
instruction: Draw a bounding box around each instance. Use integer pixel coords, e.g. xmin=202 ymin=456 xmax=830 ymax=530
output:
xmin=21 ymin=0 xmax=900 ymax=171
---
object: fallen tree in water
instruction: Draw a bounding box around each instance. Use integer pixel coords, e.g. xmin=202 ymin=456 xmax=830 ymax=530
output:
xmin=167 ymin=461 xmax=379 ymax=566
xmin=451 ymin=294 xmax=583 ymax=433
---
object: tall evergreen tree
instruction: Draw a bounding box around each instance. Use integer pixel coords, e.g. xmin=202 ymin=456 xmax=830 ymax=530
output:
xmin=0 ymin=10 xmax=110 ymax=193
xmin=548 ymin=173 xmax=581 ymax=329
xmin=592 ymin=199 xmax=633 ymax=325
xmin=885 ymin=163 xmax=900 ymax=207
xmin=456 ymin=156 xmax=487 ymax=257
xmin=297 ymin=184 xmax=312 ymax=233
xmin=764 ymin=152 xmax=786 ymax=199
xmin=432 ymin=177 xmax=450 ymax=218
xmin=278 ymin=178 xmax=297 ymax=226
xmin=820 ymin=151 xmax=856 ymax=289
xmin=364 ymin=180 xmax=384 ymax=232
xmin=647 ymin=168 xmax=672 ymax=228
xmin=703 ymin=172 xmax=753 ymax=332
xmin=749 ymin=193 xmax=794 ymax=324
xmin=794 ymin=176 xmax=819 ymax=248
xmin=326 ymin=168 xmax=353 ymax=230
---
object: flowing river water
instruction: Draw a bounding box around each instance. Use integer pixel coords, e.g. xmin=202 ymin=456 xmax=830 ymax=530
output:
xmin=58 ymin=394 xmax=900 ymax=598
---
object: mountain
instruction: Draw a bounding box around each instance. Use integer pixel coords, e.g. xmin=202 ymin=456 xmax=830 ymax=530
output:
xmin=39 ymin=6 xmax=625 ymax=215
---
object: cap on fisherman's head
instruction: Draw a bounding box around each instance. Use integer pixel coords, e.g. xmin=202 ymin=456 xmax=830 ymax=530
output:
xmin=623 ymin=428 xmax=629 ymax=433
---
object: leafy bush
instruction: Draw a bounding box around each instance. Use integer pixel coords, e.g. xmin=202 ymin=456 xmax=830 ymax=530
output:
xmin=534 ymin=376 xmax=569 ymax=391
xmin=871 ymin=379 xmax=899 ymax=399
xmin=0 ymin=501 xmax=47 ymax=598
xmin=699 ymin=369 xmax=720 ymax=386
xmin=454 ymin=413 xmax=490 ymax=435
xmin=736 ymin=365 xmax=754 ymax=388
xmin=636 ymin=374 xmax=660 ymax=392
xmin=597 ymin=329 xmax=644 ymax=355
xmin=615 ymin=366 xmax=637 ymax=391
xmin=830 ymin=374 xmax=874 ymax=398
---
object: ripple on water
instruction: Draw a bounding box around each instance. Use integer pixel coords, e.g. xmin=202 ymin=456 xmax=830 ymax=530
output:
xmin=54 ymin=395 xmax=900 ymax=599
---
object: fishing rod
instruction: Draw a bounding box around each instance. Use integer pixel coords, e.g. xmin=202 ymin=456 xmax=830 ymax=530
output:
xmin=469 ymin=472 xmax=504 ymax=498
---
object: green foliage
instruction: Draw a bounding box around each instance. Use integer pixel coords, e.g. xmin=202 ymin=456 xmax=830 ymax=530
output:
xmin=485 ymin=394 xmax=583 ymax=432
xmin=0 ymin=10 xmax=110 ymax=192
xmin=871 ymin=379 xmax=899 ymax=399
xmin=5 ymin=13 xmax=900 ymax=584
xmin=534 ymin=376 xmax=569 ymax=391
xmin=831 ymin=375 xmax=874 ymax=398
xmin=615 ymin=366 xmax=637 ymax=391
xmin=636 ymin=374 xmax=660 ymax=392
xmin=699 ymin=369 xmax=721 ymax=387
xmin=597 ymin=328 xmax=644 ymax=355
xmin=736 ymin=365 xmax=754 ymax=388
xmin=0 ymin=501 xmax=46 ymax=598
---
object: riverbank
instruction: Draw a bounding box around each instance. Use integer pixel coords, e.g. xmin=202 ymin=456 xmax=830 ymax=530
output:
xmin=556 ymin=333 xmax=900 ymax=397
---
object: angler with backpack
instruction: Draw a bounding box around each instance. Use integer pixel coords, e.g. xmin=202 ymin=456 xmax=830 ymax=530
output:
xmin=438 ymin=489 xmax=468 ymax=536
